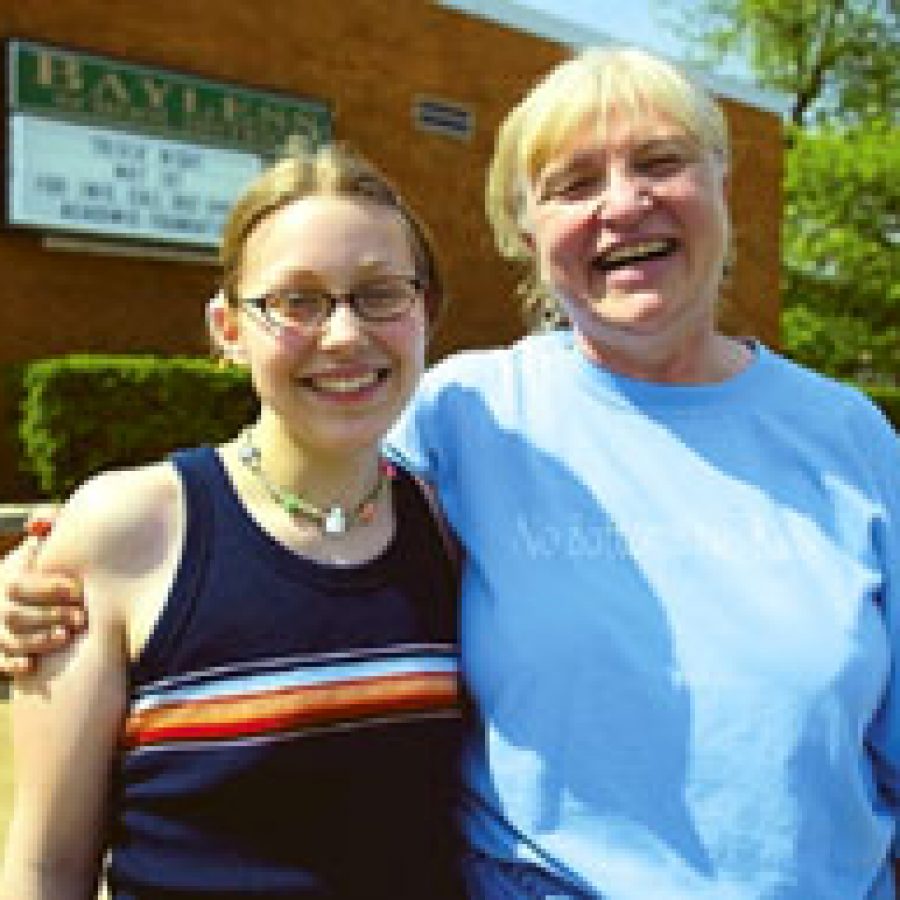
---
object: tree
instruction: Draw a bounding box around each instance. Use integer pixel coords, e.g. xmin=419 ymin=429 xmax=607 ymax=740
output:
xmin=669 ymin=0 xmax=898 ymax=125
xmin=781 ymin=117 xmax=899 ymax=379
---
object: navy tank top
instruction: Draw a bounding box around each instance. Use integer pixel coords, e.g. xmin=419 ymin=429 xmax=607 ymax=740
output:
xmin=105 ymin=447 xmax=463 ymax=899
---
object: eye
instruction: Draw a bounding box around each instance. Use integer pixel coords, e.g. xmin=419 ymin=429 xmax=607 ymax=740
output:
xmin=540 ymin=173 xmax=603 ymax=202
xmin=269 ymin=291 xmax=325 ymax=322
xmin=638 ymin=152 xmax=689 ymax=178
xmin=354 ymin=281 xmax=416 ymax=319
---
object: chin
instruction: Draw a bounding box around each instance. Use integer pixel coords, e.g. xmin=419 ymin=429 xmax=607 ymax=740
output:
xmin=307 ymin=431 xmax=387 ymax=459
xmin=581 ymin=294 xmax=671 ymax=329
xmin=278 ymin=406 xmax=393 ymax=458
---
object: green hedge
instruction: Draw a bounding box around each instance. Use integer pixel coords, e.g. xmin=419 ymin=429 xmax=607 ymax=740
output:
xmin=859 ymin=383 xmax=900 ymax=430
xmin=20 ymin=355 xmax=256 ymax=497
xmin=0 ymin=362 xmax=40 ymax=499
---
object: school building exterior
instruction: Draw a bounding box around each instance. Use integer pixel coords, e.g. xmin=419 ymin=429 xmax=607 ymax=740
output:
xmin=0 ymin=0 xmax=783 ymax=498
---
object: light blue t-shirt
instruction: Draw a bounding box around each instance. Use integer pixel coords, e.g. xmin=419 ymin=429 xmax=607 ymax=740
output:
xmin=386 ymin=331 xmax=900 ymax=900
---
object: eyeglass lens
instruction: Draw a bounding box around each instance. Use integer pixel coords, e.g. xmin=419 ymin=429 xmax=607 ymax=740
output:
xmin=249 ymin=279 xmax=420 ymax=328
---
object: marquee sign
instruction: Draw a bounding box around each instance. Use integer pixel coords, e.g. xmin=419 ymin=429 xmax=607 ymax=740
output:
xmin=6 ymin=40 xmax=332 ymax=249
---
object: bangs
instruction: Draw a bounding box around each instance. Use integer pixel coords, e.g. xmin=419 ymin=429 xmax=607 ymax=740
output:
xmin=516 ymin=49 xmax=729 ymax=183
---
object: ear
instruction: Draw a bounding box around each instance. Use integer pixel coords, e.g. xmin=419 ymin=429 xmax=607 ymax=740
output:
xmin=208 ymin=290 xmax=247 ymax=364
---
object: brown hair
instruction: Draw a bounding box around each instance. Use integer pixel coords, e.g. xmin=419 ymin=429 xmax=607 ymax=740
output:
xmin=220 ymin=142 xmax=445 ymax=326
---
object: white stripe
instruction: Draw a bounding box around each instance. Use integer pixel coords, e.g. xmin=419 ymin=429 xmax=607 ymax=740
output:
xmin=132 ymin=651 xmax=459 ymax=713
xmin=134 ymin=642 xmax=456 ymax=695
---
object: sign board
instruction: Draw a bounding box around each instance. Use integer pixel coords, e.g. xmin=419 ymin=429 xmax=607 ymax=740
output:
xmin=6 ymin=40 xmax=332 ymax=249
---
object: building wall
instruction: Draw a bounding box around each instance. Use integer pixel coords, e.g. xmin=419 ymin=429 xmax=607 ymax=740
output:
xmin=722 ymin=102 xmax=782 ymax=342
xmin=0 ymin=0 xmax=782 ymax=497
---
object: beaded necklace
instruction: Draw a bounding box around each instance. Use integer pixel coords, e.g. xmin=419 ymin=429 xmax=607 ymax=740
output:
xmin=237 ymin=429 xmax=395 ymax=535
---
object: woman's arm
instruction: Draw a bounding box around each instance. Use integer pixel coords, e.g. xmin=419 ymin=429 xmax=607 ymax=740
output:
xmin=2 ymin=584 xmax=126 ymax=899
xmin=1 ymin=465 xmax=179 ymax=899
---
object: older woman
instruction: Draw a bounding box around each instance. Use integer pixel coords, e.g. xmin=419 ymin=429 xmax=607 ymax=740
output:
xmin=3 ymin=47 xmax=900 ymax=899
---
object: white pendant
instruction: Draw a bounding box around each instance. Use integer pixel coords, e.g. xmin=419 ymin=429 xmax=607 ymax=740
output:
xmin=324 ymin=506 xmax=348 ymax=535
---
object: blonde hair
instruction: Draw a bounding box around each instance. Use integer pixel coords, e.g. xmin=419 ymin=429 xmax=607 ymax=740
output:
xmin=220 ymin=142 xmax=445 ymax=326
xmin=487 ymin=46 xmax=730 ymax=328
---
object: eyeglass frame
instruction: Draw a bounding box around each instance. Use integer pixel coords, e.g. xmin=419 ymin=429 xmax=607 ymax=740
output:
xmin=235 ymin=276 xmax=426 ymax=331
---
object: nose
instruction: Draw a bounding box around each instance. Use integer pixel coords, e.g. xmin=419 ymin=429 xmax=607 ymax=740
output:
xmin=318 ymin=299 xmax=367 ymax=347
xmin=594 ymin=167 xmax=650 ymax=224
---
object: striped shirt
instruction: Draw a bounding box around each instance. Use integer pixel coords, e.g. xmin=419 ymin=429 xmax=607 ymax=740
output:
xmin=106 ymin=447 xmax=463 ymax=899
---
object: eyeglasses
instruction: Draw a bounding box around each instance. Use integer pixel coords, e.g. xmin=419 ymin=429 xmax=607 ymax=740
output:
xmin=239 ymin=277 xmax=424 ymax=331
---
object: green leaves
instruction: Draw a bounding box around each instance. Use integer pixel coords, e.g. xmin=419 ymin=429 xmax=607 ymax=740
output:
xmin=781 ymin=119 xmax=899 ymax=379
xmin=780 ymin=305 xmax=899 ymax=380
xmin=666 ymin=0 xmax=898 ymax=125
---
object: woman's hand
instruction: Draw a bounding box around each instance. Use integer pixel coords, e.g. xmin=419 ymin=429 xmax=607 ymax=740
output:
xmin=0 ymin=513 xmax=86 ymax=676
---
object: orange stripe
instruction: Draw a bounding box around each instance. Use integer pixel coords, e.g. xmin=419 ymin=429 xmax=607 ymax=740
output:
xmin=123 ymin=671 xmax=460 ymax=748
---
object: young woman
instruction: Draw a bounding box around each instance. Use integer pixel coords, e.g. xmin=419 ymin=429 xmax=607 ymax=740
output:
xmin=1 ymin=144 xmax=463 ymax=899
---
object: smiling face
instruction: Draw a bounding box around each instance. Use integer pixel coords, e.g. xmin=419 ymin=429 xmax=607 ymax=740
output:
xmin=231 ymin=194 xmax=427 ymax=459
xmin=523 ymin=107 xmax=730 ymax=373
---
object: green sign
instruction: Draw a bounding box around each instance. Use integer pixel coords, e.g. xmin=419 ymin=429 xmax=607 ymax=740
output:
xmin=7 ymin=39 xmax=331 ymax=156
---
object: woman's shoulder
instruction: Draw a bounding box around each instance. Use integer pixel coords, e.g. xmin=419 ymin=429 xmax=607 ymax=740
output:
xmin=37 ymin=460 xmax=183 ymax=584
xmin=418 ymin=331 xmax=564 ymax=400
xmin=756 ymin=348 xmax=898 ymax=494
xmin=760 ymin=347 xmax=894 ymax=433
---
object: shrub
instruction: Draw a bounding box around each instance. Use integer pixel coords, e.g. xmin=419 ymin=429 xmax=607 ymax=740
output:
xmin=0 ymin=363 xmax=40 ymax=499
xmin=20 ymin=355 xmax=256 ymax=497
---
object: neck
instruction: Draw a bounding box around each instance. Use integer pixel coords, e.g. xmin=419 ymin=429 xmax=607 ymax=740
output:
xmin=249 ymin=410 xmax=383 ymax=510
xmin=574 ymin=326 xmax=750 ymax=384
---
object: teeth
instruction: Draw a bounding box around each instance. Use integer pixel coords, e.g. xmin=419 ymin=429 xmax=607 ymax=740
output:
xmin=309 ymin=372 xmax=380 ymax=393
xmin=599 ymin=240 xmax=675 ymax=269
